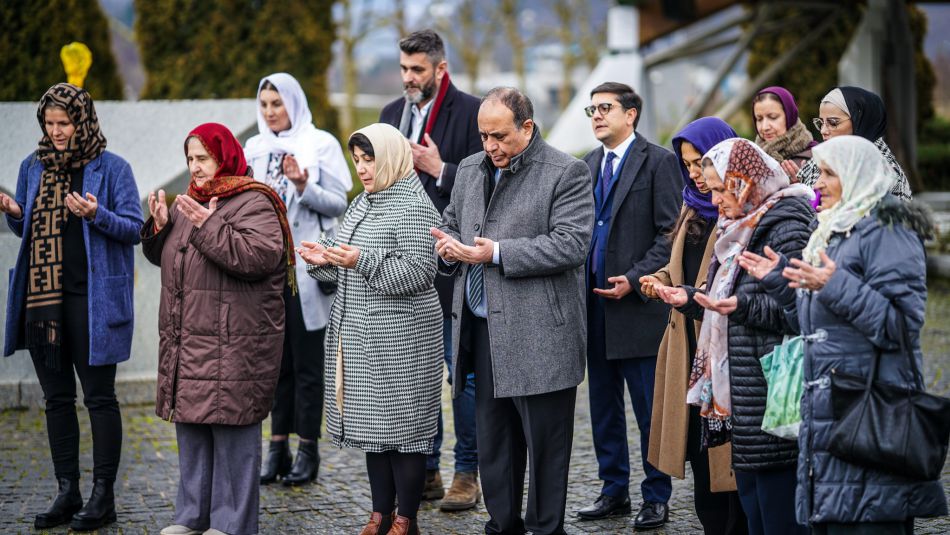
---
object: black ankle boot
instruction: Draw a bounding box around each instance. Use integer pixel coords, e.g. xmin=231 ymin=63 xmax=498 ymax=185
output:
xmin=283 ymin=440 xmax=319 ymax=486
xmin=69 ymin=478 xmax=116 ymax=531
xmin=260 ymin=439 xmax=292 ymax=484
xmin=34 ymin=477 xmax=83 ymax=529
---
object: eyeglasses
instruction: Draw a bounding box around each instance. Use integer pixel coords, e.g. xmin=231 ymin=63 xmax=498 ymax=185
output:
xmin=812 ymin=117 xmax=850 ymax=131
xmin=584 ymin=103 xmax=616 ymax=118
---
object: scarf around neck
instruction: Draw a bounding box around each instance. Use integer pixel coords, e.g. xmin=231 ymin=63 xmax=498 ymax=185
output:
xmin=186 ymin=123 xmax=297 ymax=293
xmin=803 ymin=136 xmax=896 ymax=266
xmin=755 ymin=119 xmax=816 ymax=162
xmin=687 ymin=139 xmax=813 ymax=426
xmin=26 ymin=83 xmax=106 ymax=371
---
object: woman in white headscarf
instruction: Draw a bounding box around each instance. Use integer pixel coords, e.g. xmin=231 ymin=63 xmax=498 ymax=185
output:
xmin=245 ymin=72 xmax=353 ymax=487
xmin=652 ymin=139 xmax=815 ymax=535
xmin=298 ymin=123 xmax=442 ymax=535
xmin=739 ymin=135 xmax=946 ymax=533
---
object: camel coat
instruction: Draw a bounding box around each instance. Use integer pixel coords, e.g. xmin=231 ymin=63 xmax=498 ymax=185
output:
xmin=646 ymin=210 xmax=736 ymax=492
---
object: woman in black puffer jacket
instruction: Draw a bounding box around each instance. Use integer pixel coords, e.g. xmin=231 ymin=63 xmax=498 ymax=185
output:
xmin=653 ymin=139 xmax=815 ymax=535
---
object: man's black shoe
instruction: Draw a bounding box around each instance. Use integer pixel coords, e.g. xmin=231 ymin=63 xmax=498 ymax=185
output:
xmin=576 ymin=494 xmax=632 ymax=520
xmin=634 ymin=501 xmax=669 ymax=530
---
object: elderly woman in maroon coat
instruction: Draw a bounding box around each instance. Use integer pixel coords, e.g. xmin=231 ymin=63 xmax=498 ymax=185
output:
xmin=142 ymin=123 xmax=292 ymax=535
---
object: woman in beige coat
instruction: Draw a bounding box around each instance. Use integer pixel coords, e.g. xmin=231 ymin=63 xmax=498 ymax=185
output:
xmin=639 ymin=118 xmax=746 ymax=534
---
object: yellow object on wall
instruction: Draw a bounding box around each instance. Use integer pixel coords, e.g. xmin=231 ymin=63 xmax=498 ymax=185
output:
xmin=61 ymin=42 xmax=93 ymax=88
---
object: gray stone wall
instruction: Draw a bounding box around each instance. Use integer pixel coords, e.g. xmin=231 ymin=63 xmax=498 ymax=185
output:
xmin=0 ymin=229 xmax=161 ymax=408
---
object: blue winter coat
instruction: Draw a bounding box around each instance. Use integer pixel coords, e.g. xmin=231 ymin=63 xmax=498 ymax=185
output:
xmin=762 ymin=197 xmax=948 ymax=525
xmin=4 ymin=151 xmax=143 ymax=365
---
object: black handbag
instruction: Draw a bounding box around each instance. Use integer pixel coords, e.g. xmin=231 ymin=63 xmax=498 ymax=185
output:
xmin=828 ymin=312 xmax=950 ymax=481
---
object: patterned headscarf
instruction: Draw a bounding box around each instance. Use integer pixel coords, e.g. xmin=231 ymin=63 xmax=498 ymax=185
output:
xmin=349 ymin=123 xmax=414 ymax=193
xmin=688 ymin=139 xmax=813 ymax=435
xmin=802 ymin=136 xmax=896 ymax=265
xmin=184 ymin=123 xmax=297 ymax=293
xmin=26 ymin=83 xmax=107 ymax=371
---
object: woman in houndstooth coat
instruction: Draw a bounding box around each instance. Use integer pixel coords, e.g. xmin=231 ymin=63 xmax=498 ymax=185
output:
xmin=298 ymin=123 xmax=442 ymax=534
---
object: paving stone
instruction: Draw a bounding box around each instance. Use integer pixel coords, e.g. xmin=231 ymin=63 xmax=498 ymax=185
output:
xmin=2 ymin=283 xmax=949 ymax=534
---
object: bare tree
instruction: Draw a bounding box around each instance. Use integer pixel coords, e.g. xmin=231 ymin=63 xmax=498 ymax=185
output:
xmin=337 ymin=0 xmax=378 ymax=136
xmin=548 ymin=0 xmax=604 ymax=110
xmin=432 ymin=0 xmax=493 ymax=93
xmin=384 ymin=0 xmax=409 ymax=39
xmin=495 ymin=0 xmax=527 ymax=90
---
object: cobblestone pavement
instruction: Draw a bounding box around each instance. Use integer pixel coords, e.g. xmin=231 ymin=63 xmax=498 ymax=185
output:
xmin=3 ymin=282 xmax=950 ymax=534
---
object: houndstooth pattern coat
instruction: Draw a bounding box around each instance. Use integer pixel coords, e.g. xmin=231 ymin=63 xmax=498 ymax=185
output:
xmin=307 ymin=175 xmax=443 ymax=453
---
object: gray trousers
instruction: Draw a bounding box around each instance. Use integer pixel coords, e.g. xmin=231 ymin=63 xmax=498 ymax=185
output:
xmin=174 ymin=422 xmax=262 ymax=535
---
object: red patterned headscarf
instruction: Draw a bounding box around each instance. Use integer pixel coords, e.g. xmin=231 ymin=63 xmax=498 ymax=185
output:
xmin=184 ymin=123 xmax=297 ymax=293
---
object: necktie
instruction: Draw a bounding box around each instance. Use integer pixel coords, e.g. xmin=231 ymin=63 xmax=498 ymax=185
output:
xmin=598 ymin=151 xmax=617 ymax=209
xmin=592 ymin=152 xmax=616 ymax=274
xmin=467 ymin=262 xmax=484 ymax=315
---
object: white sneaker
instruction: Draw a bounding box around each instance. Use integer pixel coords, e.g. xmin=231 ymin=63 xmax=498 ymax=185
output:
xmin=160 ymin=526 xmax=201 ymax=535
xmin=203 ymin=529 xmax=229 ymax=535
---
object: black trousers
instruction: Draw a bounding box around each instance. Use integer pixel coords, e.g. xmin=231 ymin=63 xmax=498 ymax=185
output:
xmin=29 ymin=293 xmax=122 ymax=482
xmin=686 ymin=405 xmax=748 ymax=534
xmin=270 ymin=289 xmax=326 ymax=440
xmin=466 ymin=313 xmax=576 ymax=535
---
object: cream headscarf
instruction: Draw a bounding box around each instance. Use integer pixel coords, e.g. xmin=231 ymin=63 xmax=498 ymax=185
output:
xmin=349 ymin=123 xmax=414 ymax=193
xmin=820 ymin=88 xmax=850 ymax=118
xmin=802 ymin=135 xmax=896 ymax=265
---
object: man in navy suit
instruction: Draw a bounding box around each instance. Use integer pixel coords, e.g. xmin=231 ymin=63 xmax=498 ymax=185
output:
xmin=379 ymin=29 xmax=483 ymax=511
xmin=578 ymin=82 xmax=682 ymax=529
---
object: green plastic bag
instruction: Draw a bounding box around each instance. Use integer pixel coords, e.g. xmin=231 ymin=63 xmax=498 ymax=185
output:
xmin=760 ymin=335 xmax=804 ymax=440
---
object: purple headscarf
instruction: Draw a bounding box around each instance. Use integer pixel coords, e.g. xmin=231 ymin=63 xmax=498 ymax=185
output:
xmin=755 ymin=86 xmax=799 ymax=130
xmin=672 ymin=117 xmax=738 ymax=220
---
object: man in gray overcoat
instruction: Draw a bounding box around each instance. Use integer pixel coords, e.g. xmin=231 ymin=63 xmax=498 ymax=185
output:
xmin=432 ymin=87 xmax=594 ymax=535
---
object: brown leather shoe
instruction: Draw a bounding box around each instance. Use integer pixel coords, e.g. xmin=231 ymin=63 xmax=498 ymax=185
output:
xmin=359 ymin=512 xmax=393 ymax=535
xmin=386 ymin=515 xmax=418 ymax=535
xmin=440 ymin=471 xmax=481 ymax=511
xmin=421 ymin=469 xmax=444 ymax=500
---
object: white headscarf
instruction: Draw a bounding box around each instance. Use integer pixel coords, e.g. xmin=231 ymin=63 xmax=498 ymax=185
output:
xmin=802 ymin=135 xmax=896 ymax=265
xmin=244 ymin=72 xmax=351 ymax=187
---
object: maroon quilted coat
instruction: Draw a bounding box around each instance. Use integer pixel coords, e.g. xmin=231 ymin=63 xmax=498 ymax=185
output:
xmin=142 ymin=190 xmax=285 ymax=425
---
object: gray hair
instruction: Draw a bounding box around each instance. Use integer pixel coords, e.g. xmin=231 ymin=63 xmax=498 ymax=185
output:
xmin=399 ymin=29 xmax=445 ymax=65
xmin=482 ymin=87 xmax=534 ymax=128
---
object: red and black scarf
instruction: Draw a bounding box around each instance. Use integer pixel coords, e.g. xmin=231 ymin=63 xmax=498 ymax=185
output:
xmin=185 ymin=123 xmax=297 ymax=294
xmin=27 ymin=83 xmax=106 ymax=371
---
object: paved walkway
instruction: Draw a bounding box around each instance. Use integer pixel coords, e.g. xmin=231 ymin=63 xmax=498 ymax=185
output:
xmin=3 ymin=281 xmax=950 ymax=534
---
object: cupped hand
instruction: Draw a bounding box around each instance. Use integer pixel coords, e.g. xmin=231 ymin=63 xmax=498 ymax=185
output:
xmin=694 ymin=292 xmax=737 ymax=314
xmin=639 ymin=275 xmax=661 ymax=299
xmin=297 ymin=241 xmax=329 ymax=266
xmin=0 ymin=192 xmax=22 ymax=219
xmin=654 ymin=283 xmax=688 ymax=307
xmin=738 ymin=246 xmax=781 ymax=281
xmin=148 ymin=190 xmax=169 ymax=231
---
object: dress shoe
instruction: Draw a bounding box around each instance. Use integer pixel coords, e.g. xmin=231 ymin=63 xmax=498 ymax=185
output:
xmin=359 ymin=512 xmax=394 ymax=535
xmin=70 ymin=478 xmax=117 ymax=531
xmin=634 ymin=501 xmax=669 ymax=530
xmin=421 ymin=469 xmax=444 ymax=500
xmin=577 ymin=493 xmax=631 ymax=520
xmin=260 ymin=439 xmax=292 ymax=484
xmin=283 ymin=440 xmax=319 ymax=486
xmin=160 ymin=525 xmax=202 ymax=535
xmin=34 ymin=477 xmax=83 ymax=529
xmin=440 ymin=471 xmax=480 ymax=511
xmin=386 ymin=514 xmax=419 ymax=535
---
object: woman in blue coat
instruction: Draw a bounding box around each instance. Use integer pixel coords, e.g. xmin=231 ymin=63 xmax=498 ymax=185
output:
xmin=0 ymin=83 xmax=142 ymax=531
xmin=739 ymin=135 xmax=947 ymax=533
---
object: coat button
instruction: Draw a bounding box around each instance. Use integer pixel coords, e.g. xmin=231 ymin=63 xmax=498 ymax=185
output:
xmin=293 ymin=222 xmax=299 ymax=228
xmin=451 ymin=312 xmax=458 ymax=319
xmin=179 ymin=245 xmax=187 ymax=252
xmin=91 ymin=266 xmax=96 ymax=274
xmin=474 ymin=223 xmax=480 ymax=231
xmin=597 ymin=220 xmax=604 ymax=226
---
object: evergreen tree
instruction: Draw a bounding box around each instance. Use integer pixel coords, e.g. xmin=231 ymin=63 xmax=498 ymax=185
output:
xmin=136 ymin=0 xmax=337 ymax=133
xmin=0 ymin=0 xmax=123 ymax=101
